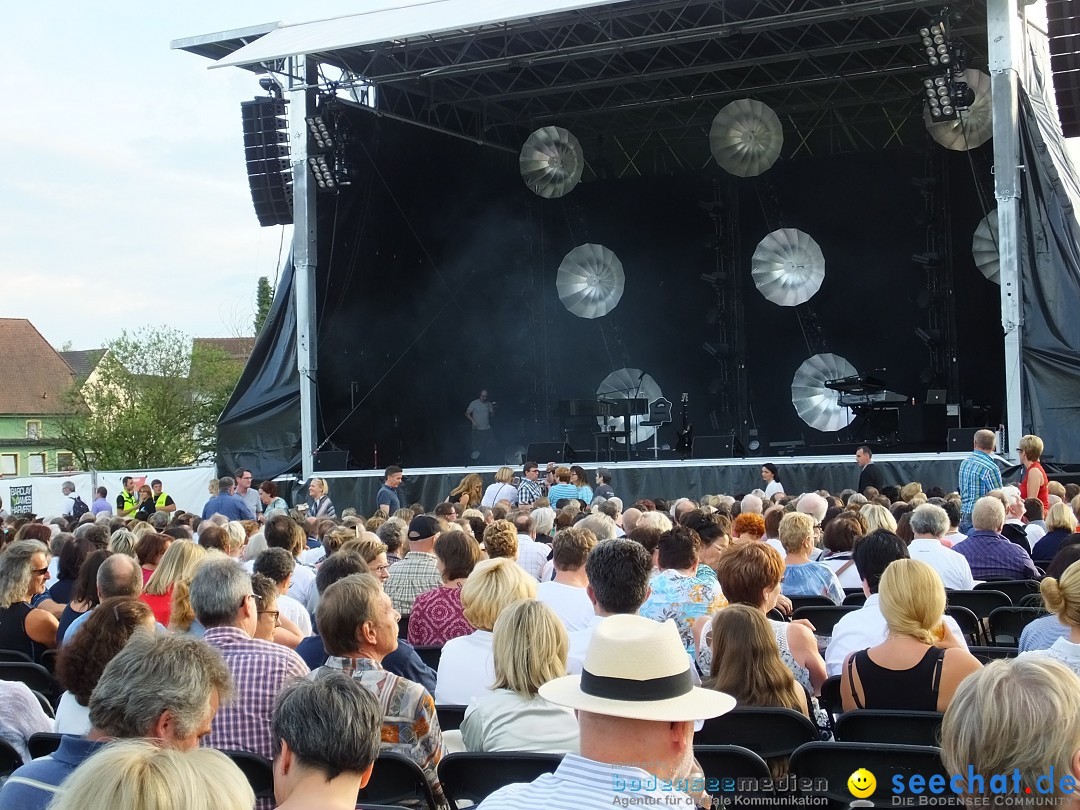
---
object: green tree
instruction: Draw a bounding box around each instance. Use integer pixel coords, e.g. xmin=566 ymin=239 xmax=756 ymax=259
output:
xmin=55 ymin=326 xmax=245 ymax=470
xmin=255 ymin=276 xmax=275 ymax=334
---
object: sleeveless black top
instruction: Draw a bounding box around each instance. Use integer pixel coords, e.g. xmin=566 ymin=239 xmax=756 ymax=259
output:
xmin=847 ymin=645 xmax=945 ymax=712
xmin=0 ymin=603 xmax=46 ymax=663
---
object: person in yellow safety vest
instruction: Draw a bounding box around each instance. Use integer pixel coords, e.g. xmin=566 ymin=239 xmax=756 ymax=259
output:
xmin=151 ymin=479 xmax=177 ymax=513
xmin=116 ymin=476 xmax=139 ymax=518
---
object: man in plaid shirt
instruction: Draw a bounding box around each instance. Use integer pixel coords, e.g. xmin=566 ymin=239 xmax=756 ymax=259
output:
xmin=516 ymin=461 xmax=544 ymax=506
xmin=190 ymin=558 xmax=309 ymax=761
xmin=957 ymin=429 xmax=1003 ymax=533
xmin=386 ymin=515 xmax=443 ymax=616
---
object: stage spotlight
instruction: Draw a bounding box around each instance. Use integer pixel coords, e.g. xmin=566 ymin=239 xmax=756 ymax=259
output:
xmin=307 ymin=155 xmax=335 ymax=190
xmin=305 ymin=115 xmax=334 ymax=149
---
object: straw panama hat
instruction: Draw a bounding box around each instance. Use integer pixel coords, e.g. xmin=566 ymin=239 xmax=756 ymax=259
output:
xmin=539 ymin=614 xmax=736 ymax=722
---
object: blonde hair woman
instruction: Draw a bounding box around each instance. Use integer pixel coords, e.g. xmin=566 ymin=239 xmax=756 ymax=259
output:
xmin=46 ymin=739 xmax=254 ymax=810
xmin=142 ymin=541 xmax=206 ymax=627
xmin=449 ymin=474 xmax=484 ymax=508
xmin=460 ymin=600 xmax=577 ymax=754
xmin=941 ymin=658 xmax=1080 ymax=802
xmin=1018 ymin=433 xmax=1049 ymax=512
xmin=108 ymin=529 xmax=137 ymax=557
xmin=860 ymin=503 xmax=898 ymax=533
xmin=1018 ymin=559 xmax=1080 ymax=677
xmin=778 ymin=512 xmax=844 ymax=604
xmin=434 ymin=558 xmax=537 ymax=705
xmin=481 ymin=467 xmax=519 ymax=508
xmin=308 ymin=478 xmax=335 ymax=519
xmin=1032 ymin=502 xmax=1079 ymax=561
xmin=841 ymin=559 xmax=981 ymax=712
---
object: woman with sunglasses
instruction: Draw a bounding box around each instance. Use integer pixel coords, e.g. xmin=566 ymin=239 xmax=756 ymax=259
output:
xmin=0 ymin=539 xmax=59 ymax=662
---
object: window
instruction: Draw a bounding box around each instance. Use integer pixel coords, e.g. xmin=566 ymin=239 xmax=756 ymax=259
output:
xmin=25 ymin=421 xmax=41 ymax=440
xmin=28 ymin=454 xmax=46 ymax=475
xmin=0 ymin=455 xmax=16 ymax=476
xmin=57 ymin=453 xmax=75 ymax=471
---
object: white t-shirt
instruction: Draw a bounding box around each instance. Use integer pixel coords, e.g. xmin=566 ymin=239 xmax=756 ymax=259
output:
xmin=461 ymin=689 xmax=579 ymax=754
xmin=54 ymin=691 xmax=91 ymax=736
xmin=277 ymin=593 xmax=313 ymax=637
xmin=287 ymin=563 xmax=317 ymax=608
xmin=481 ymin=483 xmax=518 ymax=508
xmin=907 ymin=538 xmax=976 ymax=591
xmin=764 ymin=481 xmax=785 ymax=500
xmin=466 ymin=399 xmax=493 ymax=430
xmin=435 ymin=630 xmax=495 ymax=705
xmin=822 ymin=554 xmax=862 ymax=589
xmin=943 ymin=531 xmax=967 ymax=546
xmin=536 ymin=580 xmax=595 ymax=631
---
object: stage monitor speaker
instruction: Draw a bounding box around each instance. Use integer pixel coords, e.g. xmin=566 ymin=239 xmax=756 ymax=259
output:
xmin=947 ymin=427 xmax=983 ymax=452
xmin=313 ymin=450 xmax=349 ymax=471
xmin=692 ymin=434 xmax=741 ymax=458
xmin=526 ymin=442 xmax=573 ymax=463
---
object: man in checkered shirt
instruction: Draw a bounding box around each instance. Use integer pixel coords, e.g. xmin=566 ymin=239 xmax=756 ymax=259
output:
xmin=385 ymin=515 xmax=444 ymax=616
xmin=516 ymin=461 xmax=544 ymax=506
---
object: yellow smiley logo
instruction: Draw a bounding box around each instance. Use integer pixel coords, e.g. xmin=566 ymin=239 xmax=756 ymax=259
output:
xmin=847 ymin=768 xmax=876 ymax=798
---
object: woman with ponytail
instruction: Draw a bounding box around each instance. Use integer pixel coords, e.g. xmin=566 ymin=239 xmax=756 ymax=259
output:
xmin=840 ymin=559 xmax=982 ymax=712
xmin=1019 ymin=559 xmax=1080 ymax=676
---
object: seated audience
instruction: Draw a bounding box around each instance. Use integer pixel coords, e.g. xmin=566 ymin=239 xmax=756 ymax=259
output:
xmin=840 ymin=559 xmax=981 ymax=712
xmin=1019 ymin=558 xmax=1080 ymax=676
xmin=436 ymin=557 xmax=537 ymax=704
xmin=264 ymin=514 xmax=317 ymax=607
xmin=462 ymin=599 xmax=578 ymax=754
xmin=826 ymin=529 xmax=968 ymax=676
xmin=696 ymin=542 xmax=826 ymax=693
xmin=408 ymin=530 xmax=481 ymax=647
xmin=271 ymin=671 xmax=383 ymax=810
xmin=473 ymin=614 xmax=733 ymax=809
xmin=1031 ymin=502 xmax=1079 ymax=561
xmin=254 ymin=547 xmax=313 ymax=638
xmin=907 ymin=503 xmax=976 ymax=590
xmin=0 ymin=631 xmax=231 ymax=810
xmin=141 ymin=540 xmax=206 ymax=626
xmin=386 ymin=515 xmax=443 ymax=617
xmin=536 ymin=527 xmax=597 ymax=631
xmin=191 ymin=558 xmax=308 ymax=760
xmin=47 ymin=740 xmax=254 ymax=810
xmin=941 ymin=658 xmax=1080 ymax=802
xmin=37 ymin=535 xmax=95 ymax=616
xmin=61 ymin=553 xmax=145 ymax=644
xmin=251 ymin=572 xmax=287 ymax=643
xmin=55 ymin=549 xmax=110 ymax=643
xmin=954 ymin=496 xmax=1040 ymax=580
xmin=1020 ymin=544 xmax=1080 ymax=653
xmin=779 ymin=512 xmax=844 ymax=604
xmin=639 ymin=525 xmax=726 ymax=656
xmin=53 ymin=597 xmax=155 ymax=734
xmin=820 ymin=512 xmax=865 ymax=589
xmin=0 ymin=681 xmax=51 ymax=764
xmin=860 ymin=503 xmax=898 ymax=533
xmin=314 ymin=572 xmax=446 ymax=806
xmin=0 ymin=540 xmax=58 ymax=661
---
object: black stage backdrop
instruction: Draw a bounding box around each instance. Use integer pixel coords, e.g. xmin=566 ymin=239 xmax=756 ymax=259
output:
xmin=219 ymin=108 xmax=1005 ymax=476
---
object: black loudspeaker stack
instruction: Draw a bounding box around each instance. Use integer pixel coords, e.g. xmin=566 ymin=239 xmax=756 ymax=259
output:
xmin=947 ymin=427 xmax=983 ymax=452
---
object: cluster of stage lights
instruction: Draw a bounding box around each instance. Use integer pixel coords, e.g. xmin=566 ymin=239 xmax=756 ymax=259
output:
xmin=305 ymin=115 xmax=335 ymax=149
xmin=917 ymin=11 xmax=974 ymax=122
xmin=303 ymin=105 xmax=352 ymax=192
xmin=307 ymin=155 xmax=337 ymax=190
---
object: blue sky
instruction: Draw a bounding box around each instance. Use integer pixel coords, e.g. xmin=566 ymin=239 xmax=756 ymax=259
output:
xmin=0 ymin=2 xmax=362 ymax=350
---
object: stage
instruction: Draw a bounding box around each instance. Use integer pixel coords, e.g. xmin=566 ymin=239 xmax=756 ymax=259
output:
xmin=298 ymin=451 xmax=1016 ymax=517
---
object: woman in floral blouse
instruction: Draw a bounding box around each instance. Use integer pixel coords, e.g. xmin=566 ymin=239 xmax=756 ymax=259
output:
xmin=407 ymin=531 xmax=482 ymax=647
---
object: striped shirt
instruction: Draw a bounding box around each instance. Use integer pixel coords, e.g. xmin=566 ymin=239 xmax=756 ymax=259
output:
xmin=476 ymin=753 xmax=695 ymax=810
xmin=201 ymin=626 xmax=309 ymax=759
xmin=386 ymin=552 xmax=443 ymax=616
xmin=516 ymin=478 xmax=544 ymax=505
xmin=317 ymin=656 xmax=445 ymax=805
xmin=958 ymin=450 xmax=1003 ymax=516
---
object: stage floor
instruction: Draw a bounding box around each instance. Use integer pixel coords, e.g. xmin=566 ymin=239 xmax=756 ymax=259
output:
xmin=303 ymin=451 xmax=1015 ymax=517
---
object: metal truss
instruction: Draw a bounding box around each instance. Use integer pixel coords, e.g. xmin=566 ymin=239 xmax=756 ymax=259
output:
xmin=293 ymin=0 xmax=987 ymax=163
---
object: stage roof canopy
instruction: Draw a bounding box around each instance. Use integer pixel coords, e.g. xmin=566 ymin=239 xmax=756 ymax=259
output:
xmin=173 ymin=0 xmax=990 ymax=167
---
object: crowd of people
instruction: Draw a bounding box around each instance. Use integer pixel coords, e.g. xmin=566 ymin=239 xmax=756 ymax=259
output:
xmin=0 ymin=431 xmax=1077 ymax=808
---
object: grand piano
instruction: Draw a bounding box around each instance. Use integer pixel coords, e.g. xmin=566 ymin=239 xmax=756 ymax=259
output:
xmin=558 ymin=397 xmax=649 ymax=460
xmin=825 ymin=373 xmax=909 ymax=442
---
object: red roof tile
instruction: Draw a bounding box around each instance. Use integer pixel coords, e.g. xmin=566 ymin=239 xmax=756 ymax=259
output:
xmin=0 ymin=319 xmax=76 ymax=415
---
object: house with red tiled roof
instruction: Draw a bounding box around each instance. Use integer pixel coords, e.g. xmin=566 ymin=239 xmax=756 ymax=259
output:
xmin=0 ymin=319 xmax=78 ymax=476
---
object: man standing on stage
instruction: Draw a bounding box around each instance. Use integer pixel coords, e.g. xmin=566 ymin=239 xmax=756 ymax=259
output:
xmin=855 ymin=445 xmax=884 ymax=494
xmin=465 ymin=389 xmax=495 ymax=462
xmin=958 ymin=429 xmax=1003 ymax=534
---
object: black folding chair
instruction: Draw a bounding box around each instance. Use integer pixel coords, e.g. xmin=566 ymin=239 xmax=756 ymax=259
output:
xmin=0 ymin=662 xmax=60 ymax=703
xmin=789 ymin=741 xmax=947 ymax=808
xmin=790 ymin=606 xmax=858 ymax=637
xmin=438 ymin=751 xmax=562 ymax=806
xmin=947 ymin=589 xmax=1011 ymax=618
xmin=787 ymin=595 xmax=835 ymax=611
xmin=27 ymin=732 xmax=63 ymax=759
xmin=968 ymin=645 xmax=1019 ymax=663
xmin=435 ymin=704 xmax=466 ymax=732
xmin=1019 ymin=592 xmax=1045 ymax=608
xmin=694 ymin=707 xmax=818 ymax=759
xmin=988 ymin=606 xmax=1045 ymax=646
xmin=833 ymin=710 xmax=943 ymax=747
xmin=30 ymin=689 xmax=54 ymax=719
xmin=0 ymin=650 xmax=34 ymax=665
xmin=818 ymin=675 xmax=843 ymax=721
xmin=38 ymin=649 xmax=58 ymax=674
xmin=358 ymin=750 xmax=439 ymax=810
xmin=842 ymin=591 xmax=866 ymax=606
xmin=944 ymin=605 xmax=983 ymax=645
xmin=975 ymin=579 xmax=1041 ymax=603
xmin=220 ymin=750 xmax=275 ymax=800
xmin=397 ymin=615 xmax=410 ymax=640
xmin=766 ymin=608 xmax=788 ymax=622
xmin=413 ymin=645 xmax=442 ymax=671
xmin=694 ymin=744 xmax=771 ymax=797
